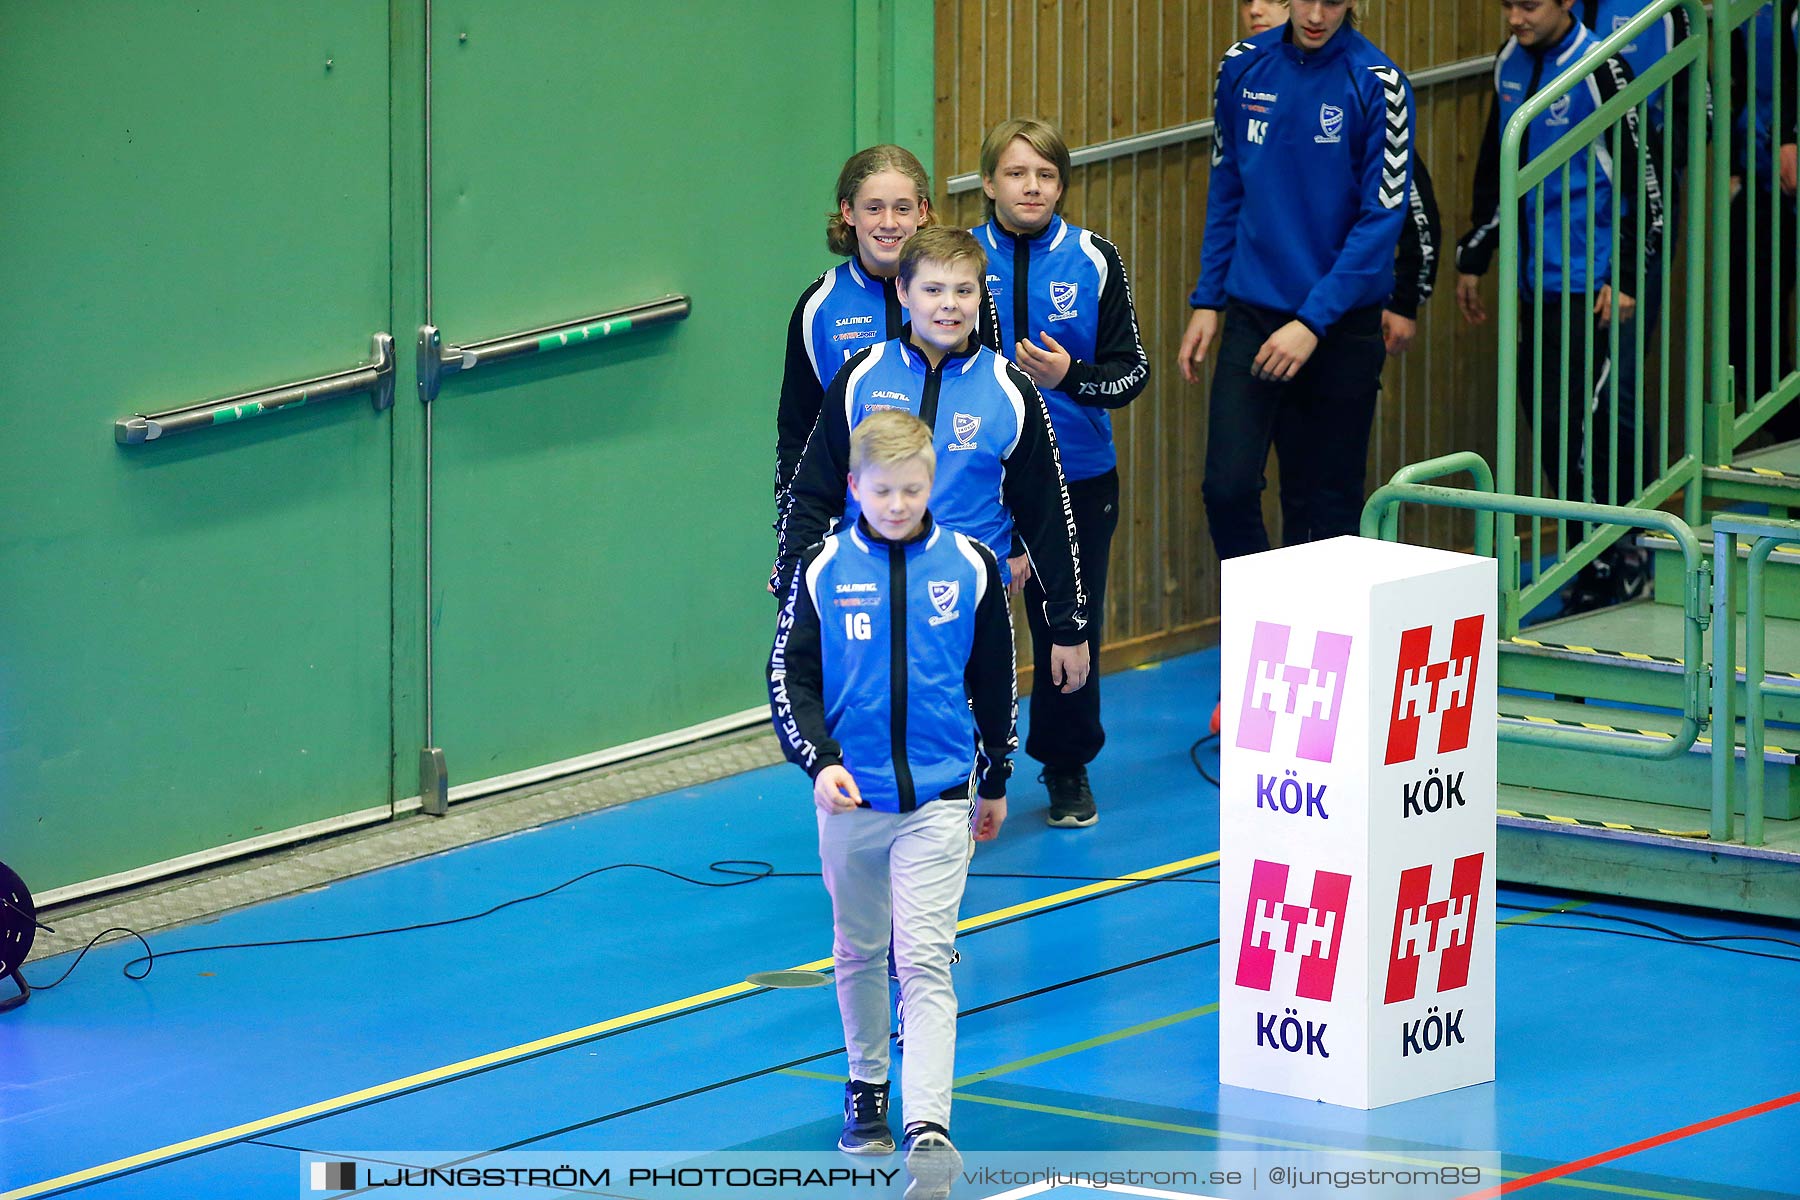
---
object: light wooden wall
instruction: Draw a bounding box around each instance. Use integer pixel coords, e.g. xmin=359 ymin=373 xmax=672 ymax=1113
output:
xmin=935 ymin=1 xmax=1509 ymax=658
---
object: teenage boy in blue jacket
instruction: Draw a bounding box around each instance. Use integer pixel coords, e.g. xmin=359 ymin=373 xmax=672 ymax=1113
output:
xmin=1456 ymin=0 xmax=1663 ymax=610
xmin=770 ymin=409 xmax=1014 ymax=1199
xmin=975 ymin=117 xmax=1149 ymax=828
xmin=1179 ymin=0 xmax=1413 ymax=563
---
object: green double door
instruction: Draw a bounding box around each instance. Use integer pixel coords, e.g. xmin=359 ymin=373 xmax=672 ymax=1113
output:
xmin=1 ymin=3 xmax=896 ymax=894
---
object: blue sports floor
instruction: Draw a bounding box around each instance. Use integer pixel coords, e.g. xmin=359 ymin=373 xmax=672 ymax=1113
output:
xmin=3 ymin=650 xmax=1798 ymax=1199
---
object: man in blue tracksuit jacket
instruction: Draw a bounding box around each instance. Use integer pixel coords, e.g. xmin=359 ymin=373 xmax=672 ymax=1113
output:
xmin=770 ymin=410 xmax=1014 ymax=1183
xmin=975 ymin=116 xmax=1150 ymax=828
xmin=1179 ymin=5 xmax=1413 ymax=562
xmin=1455 ymin=0 xmax=1663 ymax=608
xmin=1576 ymin=0 xmax=1705 ymax=475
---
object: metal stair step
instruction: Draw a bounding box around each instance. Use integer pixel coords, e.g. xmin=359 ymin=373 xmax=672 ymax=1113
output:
xmin=1497 ymin=694 xmax=1799 ymax=817
xmin=1496 ymin=783 xmax=1800 ymax=919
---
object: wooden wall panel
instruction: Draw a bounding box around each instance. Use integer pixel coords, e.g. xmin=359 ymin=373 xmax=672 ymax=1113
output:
xmin=935 ymin=0 xmax=1508 ymax=655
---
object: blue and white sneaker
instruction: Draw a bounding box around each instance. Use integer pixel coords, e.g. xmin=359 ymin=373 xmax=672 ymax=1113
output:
xmin=902 ymin=1122 xmax=961 ymax=1200
xmin=838 ymin=1080 xmax=895 ymax=1155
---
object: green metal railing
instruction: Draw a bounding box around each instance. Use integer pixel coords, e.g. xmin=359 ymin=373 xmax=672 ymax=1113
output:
xmin=1711 ymin=0 xmax=1800 ymax=456
xmin=1361 ymin=472 xmax=1711 ymax=761
xmin=1708 ymin=512 xmax=1800 ymax=844
xmin=1495 ymin=0 xmax=1709 ymax=634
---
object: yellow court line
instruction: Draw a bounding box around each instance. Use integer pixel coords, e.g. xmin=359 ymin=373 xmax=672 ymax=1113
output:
xmin=3 ymin=853 xmax=1218 ymax=1200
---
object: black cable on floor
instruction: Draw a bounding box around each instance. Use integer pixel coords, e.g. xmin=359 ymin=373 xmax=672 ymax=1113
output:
xmin=1190 ymin=730 xmax=1219 ymax=785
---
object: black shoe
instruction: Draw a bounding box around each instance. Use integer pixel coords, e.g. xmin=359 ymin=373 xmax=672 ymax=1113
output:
xmin=1561 ymin=545 xmax=1649 ymax=615
xmin=838 ymin=1080 xmax=895 ymax=1155
xmin=902 ymin=1123 xmax=961 ymax=1200
xmin=1042 ymin=766 xmax=1097 ymax=828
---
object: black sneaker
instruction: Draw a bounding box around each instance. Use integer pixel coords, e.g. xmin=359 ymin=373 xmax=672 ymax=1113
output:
xmin=1042 ymin=766 xmax=1097 ymax=828
xmin=838 ymin=1080 xmax=895 ymax=1155
xmin=902 ymin=1123 xmax=961 ymax=1200
xmin=1561 ymin=545 xmax=1649 ymax=615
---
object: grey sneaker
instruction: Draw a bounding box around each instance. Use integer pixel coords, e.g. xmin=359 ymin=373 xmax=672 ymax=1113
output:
xmin=838 ymin=1080 xmax=895 ymax=1155
xmin=1042 ymin=766 xmax=1097 ymax=828
xmin=902 ymin=1123 xmax=961 ymax=1200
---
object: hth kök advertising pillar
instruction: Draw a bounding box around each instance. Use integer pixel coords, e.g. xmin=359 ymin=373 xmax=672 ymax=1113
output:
xmin=1219 ymin=536 xmax=1496 ymax=1109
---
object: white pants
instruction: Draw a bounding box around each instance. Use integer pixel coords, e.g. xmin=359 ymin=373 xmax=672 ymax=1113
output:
xmin=818 ymin=797 xmax=973 ymax=1131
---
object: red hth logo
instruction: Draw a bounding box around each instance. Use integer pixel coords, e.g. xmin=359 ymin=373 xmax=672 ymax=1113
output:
xmin=1236 ymin=859 xmax=1352 ymax=1002
xmin=1383 ymin=853 xmax=1484 ymax=1004
xmin=1384 ymin=615 xmax=1485 ymax=765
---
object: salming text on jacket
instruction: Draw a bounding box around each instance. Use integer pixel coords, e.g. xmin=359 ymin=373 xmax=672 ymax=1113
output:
xmin=775 ymin=260 xmax=1002 ymax=499
xmin=775 ymin=333 xmax=1088 ymax=645
xmin=1578 ymin=0 xmax=1706 ymax=170
xmin=769 ymin=514 xmax=1016 ymax=812
xmin=1456 ymin=20 xmax=1665 ymax=294
xmin=1391 ymin=155 xmax=1442 ymax=321
xmin=977 ymin=215 xmax=1149 ymax=482
xmin=1190 ymin=22 xmax=1415 ymax=336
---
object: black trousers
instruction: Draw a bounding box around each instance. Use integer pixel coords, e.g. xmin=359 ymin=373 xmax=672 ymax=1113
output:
xmin=1729 ymin=185 xmax=1800 ymax=440
xmin=1023 ymin=467 xmax=1118 ymax=769
xmin=1200 ymin=301 xmax=1386 ymax=561
xmin=1517 ymin=295 xmax=1625 ymax=514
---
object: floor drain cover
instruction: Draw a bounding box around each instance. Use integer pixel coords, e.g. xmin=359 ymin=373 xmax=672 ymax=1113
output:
xmin=747 ymin=970 xmax=831 ymax=988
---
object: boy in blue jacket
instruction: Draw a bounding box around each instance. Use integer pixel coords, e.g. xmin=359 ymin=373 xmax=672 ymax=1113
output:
xmin=769 ymin=410 xmax=1015 ymax=1199
xmin=975 ymin=117 xmax=1150 ymax=828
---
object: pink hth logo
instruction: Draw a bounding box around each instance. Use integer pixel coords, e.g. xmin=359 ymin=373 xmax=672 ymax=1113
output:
xmin=1384 ymin=615 xmax=1485 ymax=765
xmin=1383 ymin=853 xmax=1484 ymax=1004
xmin=1236 ymin=859 xmax=1352 ymax=1002
xmin=1236 ymin=622 xmax=1353 ymax=763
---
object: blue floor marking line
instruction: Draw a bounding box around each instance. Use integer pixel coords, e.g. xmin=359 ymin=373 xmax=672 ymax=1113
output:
xmin=0 ymin=854 xmax=1218 ymax=1200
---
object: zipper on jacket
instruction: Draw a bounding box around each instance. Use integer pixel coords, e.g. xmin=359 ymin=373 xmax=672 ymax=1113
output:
xmin=919 ymin=358 xmax=944 ymax=429
xmin=881 ymin=278 xmax=904 ymax=340
xmin=1011 ymin=232 xmax=1031 ymax=355
xmin=888 ymin=541 xmax=916 ymax=811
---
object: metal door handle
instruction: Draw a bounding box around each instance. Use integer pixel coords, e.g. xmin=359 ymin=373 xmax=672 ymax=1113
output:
xmin=416 ymin=294 xmax=690 ymax=403
xmin=115 ymin=333 xmax=396 ymax=444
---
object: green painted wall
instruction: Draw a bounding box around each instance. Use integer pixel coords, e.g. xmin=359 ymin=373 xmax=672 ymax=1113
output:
xmin=0 ymin=2 xmax=936 ymax=893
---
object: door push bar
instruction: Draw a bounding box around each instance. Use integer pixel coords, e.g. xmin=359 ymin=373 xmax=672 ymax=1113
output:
xmin=115 ymin=333 xmax=397 ymax=445
xmin=416 ymin=294 xmax=691 ymax=404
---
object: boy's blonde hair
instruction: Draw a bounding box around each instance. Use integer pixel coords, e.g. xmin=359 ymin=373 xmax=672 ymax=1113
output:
xmin=896 ymin=226 xmax=986 ymax=287
xmin=827 ymin=144 xmax=935 ymax=258
xmin=979 ymin=118 xmax=1072 ymax=221
xmin=849 ymin=410 xmax=937 ymax=479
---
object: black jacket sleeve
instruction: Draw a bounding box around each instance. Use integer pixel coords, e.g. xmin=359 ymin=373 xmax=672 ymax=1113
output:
xmin=768 ymin=541 xmax=842 ymax=780
xmin=775 ymin=277 xmax=829 ymax=504
xmin=1058 ymin=234 xmax=1151 ymax=410
xmin=772 ymin=350 xmax=861 ymax=595
xmin=1595 ymin=52 xmax=1666 ymax=289
xmin=1456 ymin=94 xmax=1503 ymax=278
xmin=1662 ymin=3 xmax=1710 ymax=174
xmin=1389 ymin=154 xmax=1442 ymax=319
xmin=963 ymin=540 xmax=1018 ymax=798
xmin=999 ymin=363 xmax=1088 ymax=645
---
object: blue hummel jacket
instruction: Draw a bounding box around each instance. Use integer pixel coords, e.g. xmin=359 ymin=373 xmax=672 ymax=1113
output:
xmin=769 ymin=513 xmax=1016 ymax=811
xmin=775 ymin=332 xmax=1088 ymax=645
xmin=977 ymin=216 xmax=1150 ymax=483
xmin=1191 ymin=23 xmax=1415 ymax=336
xmin=775 ymin=260 xmax=1001 ymax=501
xmin=1456 ymin=19 xmax=1665 ymax=295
